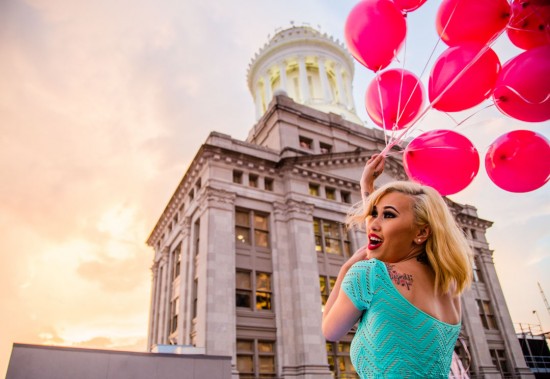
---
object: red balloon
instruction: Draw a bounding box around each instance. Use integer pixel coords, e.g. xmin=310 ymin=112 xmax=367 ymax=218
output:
xmin=508 ymin=2 xmax=550 ymax=50
xmin=403 ymin=130 xmax=480 ymax=196
xmin=485 ymin=130 xmax=550 ymax=193
xmin=429 ymin=44 xmax=501 ymax=112
xmin=344 ymin=0 xmax=406 ymax=72
xmin=393 ymin=0 xmax=427 ymax=13
xmin=493 ymin=44 xmax=550 ymax=122
xmin=436 ymin=0 xmax=511 ymax=46
xmin=365 ymin=69 xmax=425 ymax=131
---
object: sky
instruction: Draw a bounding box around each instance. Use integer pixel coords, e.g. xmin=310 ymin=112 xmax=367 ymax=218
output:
xmin=1 ymin=0 xmax=549 ymax=376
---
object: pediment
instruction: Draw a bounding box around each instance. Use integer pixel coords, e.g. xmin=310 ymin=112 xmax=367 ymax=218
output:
xmin=286 ymin=149 xmax=408 ymax=184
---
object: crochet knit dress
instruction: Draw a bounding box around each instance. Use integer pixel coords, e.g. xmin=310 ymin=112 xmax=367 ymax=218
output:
xmin=342 ymin=259 xmax=460 ymax=378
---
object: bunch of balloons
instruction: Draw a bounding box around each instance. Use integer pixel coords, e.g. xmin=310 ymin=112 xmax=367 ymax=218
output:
xmin=345 ymin=0 xmax=550 ymax=195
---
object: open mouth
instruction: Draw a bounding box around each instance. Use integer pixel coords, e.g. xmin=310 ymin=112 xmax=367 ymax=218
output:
xmin=368 ymin=235 xmax=382 ymax=250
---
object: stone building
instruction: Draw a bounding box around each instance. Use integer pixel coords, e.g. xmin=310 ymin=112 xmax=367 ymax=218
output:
xmin=146 ymin=26 xmax=533 ymax=379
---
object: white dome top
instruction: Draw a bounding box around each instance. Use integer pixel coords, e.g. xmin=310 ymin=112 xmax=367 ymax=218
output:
xmin=247 ymin=25 xmax=362 ymax=124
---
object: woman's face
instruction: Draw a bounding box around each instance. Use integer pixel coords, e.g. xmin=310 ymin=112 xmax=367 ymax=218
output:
xmin=365 ymin=192 xmax=423 ymax=263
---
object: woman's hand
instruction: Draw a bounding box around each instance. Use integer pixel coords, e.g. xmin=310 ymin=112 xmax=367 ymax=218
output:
xmin=361 ymin=154 xmax=385 ymax=195
xmin=344 ymin=244 xmax=369 ymax=271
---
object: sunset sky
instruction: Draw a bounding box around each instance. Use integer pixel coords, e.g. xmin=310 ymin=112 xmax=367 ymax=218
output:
xmin=1 ymin=0 xmax=549 ymax=375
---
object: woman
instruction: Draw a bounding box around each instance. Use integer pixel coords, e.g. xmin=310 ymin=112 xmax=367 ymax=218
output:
xmin=322 ymin=154 xmax=473 ymax=378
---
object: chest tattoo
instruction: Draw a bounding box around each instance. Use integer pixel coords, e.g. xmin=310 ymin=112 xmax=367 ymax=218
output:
xmin=385 ymin=264 xmax=413 ymax=290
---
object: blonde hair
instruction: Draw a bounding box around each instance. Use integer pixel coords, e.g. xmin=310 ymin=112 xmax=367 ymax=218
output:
xmin=347 ymin=181 xmax=473 ymax=296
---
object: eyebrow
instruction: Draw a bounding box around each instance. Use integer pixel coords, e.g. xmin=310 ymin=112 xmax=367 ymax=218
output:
xmin=383 ymin=205 xmax=400 ymax=214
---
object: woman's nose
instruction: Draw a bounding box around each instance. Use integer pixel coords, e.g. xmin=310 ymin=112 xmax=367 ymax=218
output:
xmin=368 ymin=217 xmax=381 ymax=231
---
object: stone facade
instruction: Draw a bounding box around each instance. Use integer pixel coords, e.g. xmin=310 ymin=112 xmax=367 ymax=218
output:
xmin=146 ymin=93 xmax=534 ymax=378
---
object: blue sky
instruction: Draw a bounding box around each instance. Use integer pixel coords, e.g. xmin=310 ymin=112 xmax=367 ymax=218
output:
xmin=1 ymin=0 xmax=549 ymax=376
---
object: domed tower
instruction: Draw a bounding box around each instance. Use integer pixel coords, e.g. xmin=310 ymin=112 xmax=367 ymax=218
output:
xmin=247 ymin=24 xmax=363 ymax=125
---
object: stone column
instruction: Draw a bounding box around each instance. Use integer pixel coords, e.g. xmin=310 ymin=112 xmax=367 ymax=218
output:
xmin=263 ymin=73 xmax=272 ymax=107
xmin=201 ymin=187 xmax=239 ymax=377
xmin=334 ymin=63 xmax=345 ymax=106
xmin=278 ymin=61 xmax=288 ymax=93
xmin=317 ymin=57 xmax=332 ymax=102
xmin=273 ymin=199 xmax=332 ymax=379
xmin=255 ymin=85 xmax=263 ymax=119
xmin=298 ymin=56 xmax=310 ymax=103
xmin=178 ymin=217 xmax=192 ymax=345
xmin=147 ymin=260 xmax=160 ymax=350
xmin=481 ymin=250 xmax=535 ymax=378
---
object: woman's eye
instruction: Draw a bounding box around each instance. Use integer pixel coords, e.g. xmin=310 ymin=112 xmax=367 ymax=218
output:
xmin=383 ymin=212 xmax=396 ymax=218
xmin=370 ymin=210 xmax=378 ymax=217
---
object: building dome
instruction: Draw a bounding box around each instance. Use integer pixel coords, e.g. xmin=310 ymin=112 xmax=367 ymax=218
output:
xmin=247 ymin=25 xmax=363 ymax=124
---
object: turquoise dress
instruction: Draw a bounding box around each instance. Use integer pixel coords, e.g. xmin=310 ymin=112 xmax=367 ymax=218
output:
xmin=342 ymin=259 xmax=460 ymax=378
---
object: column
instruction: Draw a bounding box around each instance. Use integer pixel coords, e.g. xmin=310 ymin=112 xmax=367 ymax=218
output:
xmin=317 ymin=57 xmax=332 ymax=102
xmin=273 ymin=199 xmax=332 ymax=379
xmin=179 ymin=217 xmax=192 ymax=345
xmin=201 ymin=188 xmax=239 ymax=377
xmin=255 ymin=85 xmax=263 ymax=119
xmin=334 ymin=63 xmax=345 ymax=106
xmin=147 ymin=261 xmax=159 ymax=350
xmin=298 ymin=56 xmax=310 ymax=103
xmin=481 ymin=250 xmax=534 ymax=378
xmin=263 ymin=73 xmax=272 ymax=107
xmin=278 ymin=61 xmax=288 ymax=93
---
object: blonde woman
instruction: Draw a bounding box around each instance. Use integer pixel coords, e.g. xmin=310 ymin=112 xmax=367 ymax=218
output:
xmin=322 ymin=154 xmax=473 ymax=378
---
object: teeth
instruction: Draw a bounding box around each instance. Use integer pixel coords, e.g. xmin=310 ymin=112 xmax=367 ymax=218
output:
xmin=370 ymin=236 xmax=381 ymax=243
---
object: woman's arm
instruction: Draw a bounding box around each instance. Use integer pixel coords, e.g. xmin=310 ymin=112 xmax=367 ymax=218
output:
xmin=360 ymin=154 xmax=385 ymax=208
xmin=322 ymin=246 xmax=368 ymax=341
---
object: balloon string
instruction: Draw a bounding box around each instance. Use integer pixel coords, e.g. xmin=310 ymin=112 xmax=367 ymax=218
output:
xmin=380 ymin=1 xmax=460 ymax=158
xmin=376 ymin=75 xmax=389 ymax=147
xmin=495 ymin=85 xmax=550 ymax=104
xmin=443 ymin=103 xmax=496 ymax=130
xmin=381 ymin=31 xmax=506 ymax=157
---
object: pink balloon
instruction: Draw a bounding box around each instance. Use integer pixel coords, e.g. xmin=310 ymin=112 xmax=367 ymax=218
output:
xmin=508 ymin=2 xmax=550 ymax=50
xmin=365 ymin=69 xmax=425 ymax=131
xmin=429 ymin=44 xmax=501 ymax=112
xmin=493 ymin=44 xmax=550 ymax=122
xmin=485 ymin=130 xmax=550 ymax=192
xmin=436 ymin=0 xmax=511 ymax=46
xmin=393 ymin=0 xmax=427 ymax=13
xmin=344 ymin=0 xmax=406 ymax=72
xmin=403 ymin=130 xmax=480 ymax=196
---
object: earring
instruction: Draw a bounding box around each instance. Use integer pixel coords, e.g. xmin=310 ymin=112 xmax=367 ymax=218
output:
xmin=417 ymin=239 xmax=422 ymax=243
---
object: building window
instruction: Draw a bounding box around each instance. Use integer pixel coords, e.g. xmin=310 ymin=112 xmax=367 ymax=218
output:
xmin=195 ymin=178 xmax=201 ymax=190
xmin=320 ymin=276 xmax=337 ymax=309
xmin=170 ymin=297 xmax=179 ymax=334
xmin=249 ymin=174 xmax=259 ymax=188
xmin=237 ymin=339 xmax=276 ymax=379
xmin=264 ymin=177 xmax=274 ymax=191
xmin=299 ymin=136 xmax=313 ymax=150
xmin=236 ymin=270 xmax=272 ymax=311
xmin=490 ymin=349 xmax=510 ymax=377
xmin=194 ymin=219 xmax=200 ymax=256
xmin=233 ymin=170 xmax=243 ymax=184
xmin=192 ymin=278 xmax=198 ymax=319
xmin=472 ymin=254 xmax=484 ymax=283
xmin=235 ymin=209 xmax=270 ymax=248
xmin=314 ymin=218 xmax=351 ymax=256
xmin=320 ymin=142 xmax=332 ymax=154
xmin=172 ymin=244 xmax=181 ymax=280
xmin=326 ymin=341 xmax=358 ymax=379
xmin=189 ymin=188 xmax=194 ymax=201
xmin=309 ymin=183 xmax=320 ymax=196
xmin=341 ymin=191 xmax=351 ymax=204
xmin=471 ymin=228 xmax=478 ymax=240
xmin=326 ymin=187 xmax=336 ymax=200
xmin=477 ymin=300 xmax=498 ymax=330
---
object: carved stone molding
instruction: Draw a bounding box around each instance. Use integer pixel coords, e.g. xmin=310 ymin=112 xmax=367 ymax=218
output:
xmin=200 ymin=187 xmax=237 ymax=212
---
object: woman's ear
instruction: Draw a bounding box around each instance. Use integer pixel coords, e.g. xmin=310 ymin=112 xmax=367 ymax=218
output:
xmin=415 ymin=226 xmax=431 ymax=243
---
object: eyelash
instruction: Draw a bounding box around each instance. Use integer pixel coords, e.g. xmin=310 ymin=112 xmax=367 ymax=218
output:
xmin=370 ymin=210 xmax=396 ymax=219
